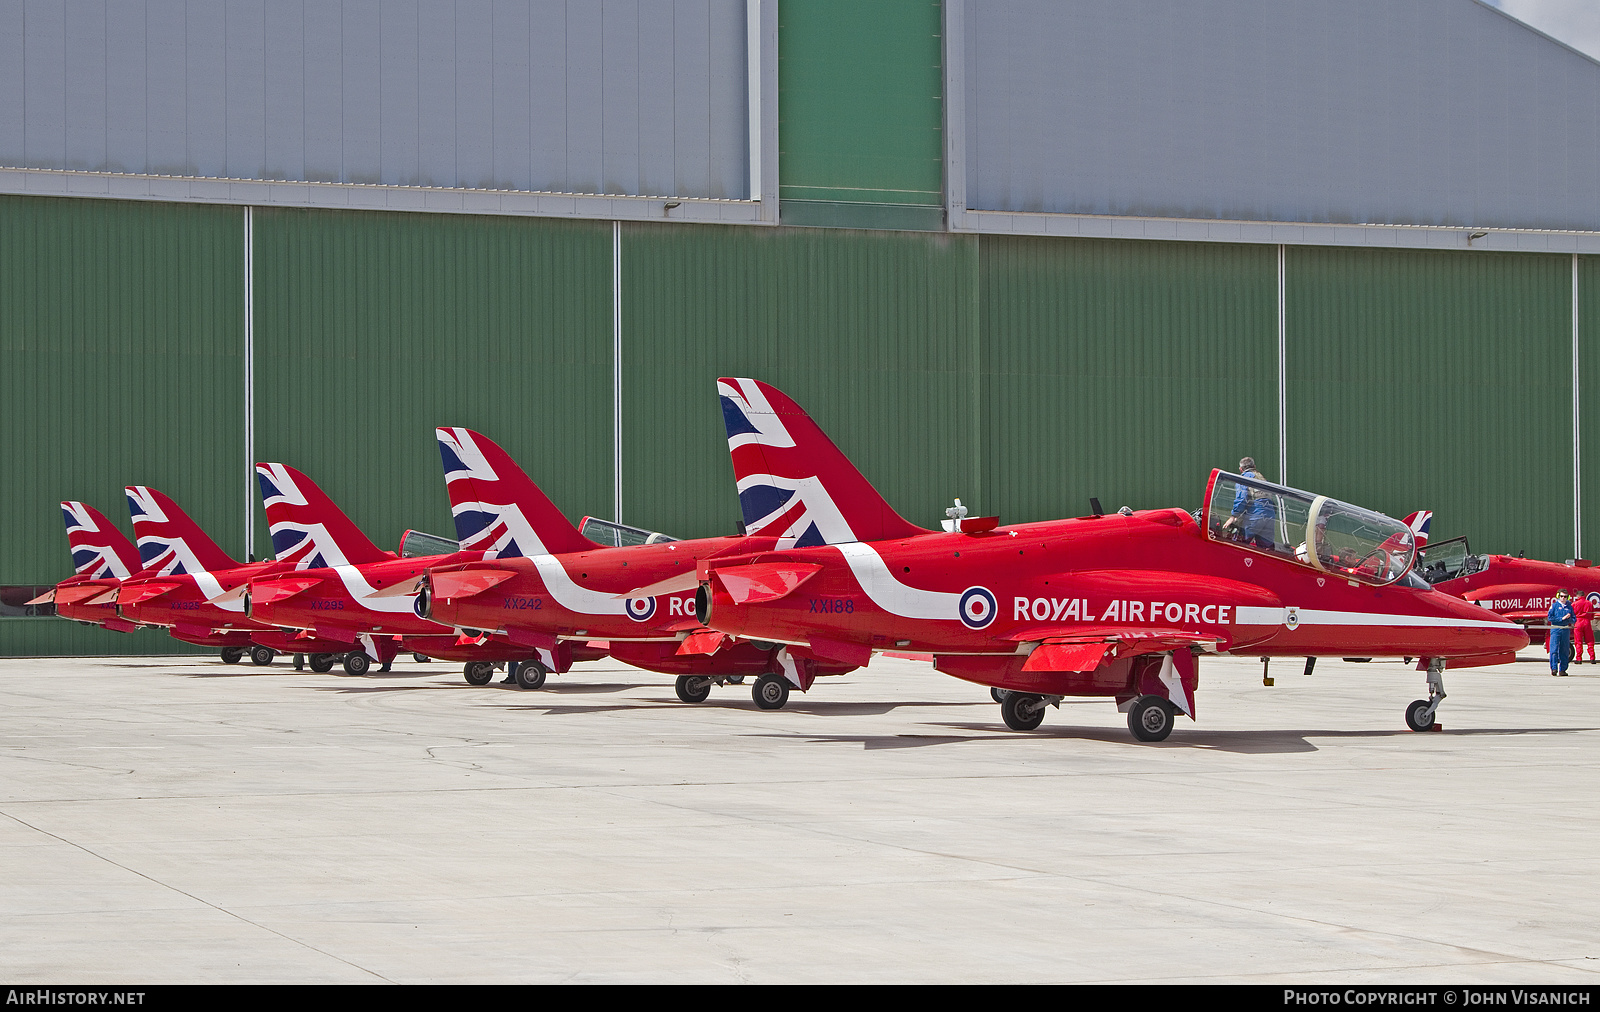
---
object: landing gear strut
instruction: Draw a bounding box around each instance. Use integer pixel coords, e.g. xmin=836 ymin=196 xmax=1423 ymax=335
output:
xmin=1405 ymin=658 xmax=1446 ymax=732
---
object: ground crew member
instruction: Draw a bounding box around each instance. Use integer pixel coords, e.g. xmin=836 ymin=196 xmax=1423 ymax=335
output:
xmin=1548 ymin=590 xmax=1575 ymax=676
xmin=1223 ymin=457 xmax=1277 ymax=551
xmin=1574 ymin=593 xmax=1596 ymax=664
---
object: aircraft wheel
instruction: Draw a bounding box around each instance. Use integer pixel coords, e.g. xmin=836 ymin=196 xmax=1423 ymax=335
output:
xmin=1404 ymin=699 xmax=1436 ymax=733
xmin=309 ymin=653 xmax=336 ymax=674
xmin=727 ymin=675 xmax=745 ymax=685
xmin=342 ymin=651 xmax=372 ymax=676
xmin=463 ymin=661 xmax=493 ymax=686
xmin=249 ymin=645 xmax=275 ymax=666
xmin=514 ymin=660 xmax=549 ymax=690
xmin=412 ymin=652 xmax=429 ymax=663
xmin=990 ymin=686 xmax=1010 ymax=703
xmin=220 ymin=647 xmax=244 ymax=664
xmin=1001 ymin=691 xmax=1046 ymax=731
xmin=1128 ymin=695 xmax=1175 ymax=742
xmin=675 ymin=675 xmax=712 ymax=703
xmin=752 ymin=673 xmax=790 ymax=710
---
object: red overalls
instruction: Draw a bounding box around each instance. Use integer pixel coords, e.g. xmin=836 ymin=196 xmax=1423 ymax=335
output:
xmin=1574 ymin=596 xmax=1596 ymax=663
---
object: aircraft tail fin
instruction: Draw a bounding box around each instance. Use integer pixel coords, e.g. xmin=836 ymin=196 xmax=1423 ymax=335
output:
xmin=1403 ymin=510 xmax=1433 ymax=549
xmin=717 ymin=377 xmax=928 ymax=547
xmin=61 ymin=501 xmax=142 ymax=579
xmin=124 ymin=486 xmax=240 ymax=575
xmin=435 ymin=427 xmax=595 ymax=558
xmin=254 ymin=463 xmax=392 ymax=568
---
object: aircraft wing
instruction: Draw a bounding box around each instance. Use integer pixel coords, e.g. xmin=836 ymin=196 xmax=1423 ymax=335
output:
xmin=1007 ymin=625 xmax=1224 ymax=672
xmin=676 ymin=629 xmax=729 ymax=655
xmin=616 ymin=571 xmax=700 ymax=599
xmin=430 ymin=568 xmax=517 ymax=601
xmin=112 ymin=581 xmax=184 ymax=606
xmin=249 ymin=576 xmax=326 ymax=604
xmin=706 ymin=562 xmax=822 ymax=605
xmin=26 ymin=588 xmax=56 ymax=606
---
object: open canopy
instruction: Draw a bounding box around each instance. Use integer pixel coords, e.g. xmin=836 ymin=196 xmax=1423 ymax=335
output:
xmin=1203 ymin=470 xmax=1417 ymax=587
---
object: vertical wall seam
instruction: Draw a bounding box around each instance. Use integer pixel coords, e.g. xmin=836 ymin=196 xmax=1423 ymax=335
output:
xmin=1277 ymin=243 xmax=1286 ymax=484
xmin=747 ymin=0 xmax=761 ymax=201
xmin=1575 ymin=252 xmax=1582 ymax=559
xmin=243 ymin=204 xmax=254 ymax=561
xmin=613 ymin=219 xmax=623 ymax=523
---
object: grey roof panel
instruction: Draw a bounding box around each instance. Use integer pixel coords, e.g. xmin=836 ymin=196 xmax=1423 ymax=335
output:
xmin=964 ymin=0 xmax=1600 ymax=231
xmin=2 ymin=0 xmax=749 ymax=200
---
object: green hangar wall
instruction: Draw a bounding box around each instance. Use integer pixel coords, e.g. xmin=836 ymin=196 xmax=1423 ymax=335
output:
xmin=4 ymin=193 xmax=1597 ymax=655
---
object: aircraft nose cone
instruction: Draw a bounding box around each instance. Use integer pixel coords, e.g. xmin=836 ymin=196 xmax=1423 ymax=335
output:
xmin=1442 ymin=592 xmax=1529 ymax=654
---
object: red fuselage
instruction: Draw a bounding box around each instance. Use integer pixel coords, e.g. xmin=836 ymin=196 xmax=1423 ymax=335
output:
xmin=424 ymin=535 xmax=836 ymax=677
xmin=699 ymin=509 xmax=1527 ymax=694
xmin=1436 ymin=555 xmax=1600 ymax=627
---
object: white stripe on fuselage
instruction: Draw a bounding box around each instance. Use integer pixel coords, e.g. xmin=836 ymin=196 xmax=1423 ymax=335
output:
xmin=833 ymin=542 xmax=960 ymax=620
xmin=1235 ymin=606 xmax=1515 ymax=630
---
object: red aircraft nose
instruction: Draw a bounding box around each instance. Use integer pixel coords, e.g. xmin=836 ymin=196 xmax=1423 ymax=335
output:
xmin=1434 ymin=590 xmax=1529 ymax=658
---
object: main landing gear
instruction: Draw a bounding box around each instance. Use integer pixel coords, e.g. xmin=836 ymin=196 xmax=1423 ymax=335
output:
xmin=1127 ymin=695 xmax=1176 ymax=742
xmin=220 ymin=647 xmax=244 ymax=664
xmin=669 ymin=674 xmax=756 ymax=705
xmin=1405 ymin=658 xmax=1446 ymax=732
xmin=513 ymin=660 xmax=549 ymax=690
xmin=309 ymin=653 xmax=337 ymax=673
xmin=249 ymin=645 xmax=276 ymax=666
xmin=1000 ymin=692 xmax=1050 ymax=731
xmin=463 ymin=661 xmax=493 ymax=686
xmin=752 ymin=673 xmax=790 ymax=710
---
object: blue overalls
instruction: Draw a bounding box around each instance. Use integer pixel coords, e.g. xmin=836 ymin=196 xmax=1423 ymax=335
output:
xmin=1548 ymin=598 xmax=1575 ymax=674
xmin=1231 ymin=469 xmax=1277 ymax=550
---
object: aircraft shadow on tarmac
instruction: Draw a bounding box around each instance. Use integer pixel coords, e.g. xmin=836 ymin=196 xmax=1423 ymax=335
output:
xmin=759 ymin=724 xmax=1598 ymax=753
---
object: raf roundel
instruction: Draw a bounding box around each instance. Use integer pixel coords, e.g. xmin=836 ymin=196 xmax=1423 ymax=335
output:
xmin=958 ymin=586 xmax=998 ymax=630
xmin=624 ymin=597 xmax=657 ymax=622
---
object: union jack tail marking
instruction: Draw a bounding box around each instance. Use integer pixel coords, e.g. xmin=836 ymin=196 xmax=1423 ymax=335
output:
xmin=61 ymin=501 xmax=141 ymax=579
xmin=436 ymin=427 xmax=594 ymax=558
xmin=718 ymin=378 xmax=927 ymax=548
xmin=1403 ymin=510 xmax=1433 ymax=549
xmin=255 ymin=463 xmax=390 ymax=569
xmin=124 ymin=486 xmax=239 ymax=577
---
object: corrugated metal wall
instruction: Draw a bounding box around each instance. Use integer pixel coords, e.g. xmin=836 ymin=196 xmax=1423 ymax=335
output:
xmin=0 ymin=0 xmax=752 ymax=199
xmin=1580 ymin=255 xmax=1600 ymax=559
xmin=961 ymin=0 xmax=1600 ymax=231
xmin=252 ymin=207 xmax=614 ymax=555
xmin=978 ymin=236 xmax=1279 ymax=522
xmin=778 ymin=0 xmax=944 ymax=229
xmin=618 ymin=222 xmax=978 ymax=538
xmin=0 ymin=194 xmax=243 ymax=655
xmin=3 ymin=196 xmax=1595 ymax=652
xmin=1286 ymin=246 xmax=1573 ymax=560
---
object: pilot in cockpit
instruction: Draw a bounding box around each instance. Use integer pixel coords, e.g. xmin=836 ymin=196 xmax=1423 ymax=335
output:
xmin=1222 ymin=457 xmax=1277 ymax=550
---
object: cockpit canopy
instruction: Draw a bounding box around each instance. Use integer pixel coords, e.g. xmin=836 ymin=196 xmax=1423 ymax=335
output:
xmin=1204 ymin=470 xmax=1417 ymax=587
xmin=579 ymin=516 xmax=679 ymax=547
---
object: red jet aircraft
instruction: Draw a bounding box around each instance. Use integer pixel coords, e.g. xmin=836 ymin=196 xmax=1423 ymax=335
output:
xmin=115 ymin=483 xmax=360 ymax=662
xmin=420 ymin=427 xmax=856 ymax=702
xmin=239 ymin=462 xmax=569 ymax=677
xmin=1424 ymin=539 xmax=1600 ymax=645
xmin=114 ymin=486 xmax=355 ymax=663
xmin=693 ymin=378 xmax=1529 ymax=741
xmin=33 ymin=501 xmax=145 ymax=634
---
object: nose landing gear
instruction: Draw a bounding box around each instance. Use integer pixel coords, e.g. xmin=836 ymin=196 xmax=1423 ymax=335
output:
xmin=1405 ymin=658 xmax=1446 ymax=732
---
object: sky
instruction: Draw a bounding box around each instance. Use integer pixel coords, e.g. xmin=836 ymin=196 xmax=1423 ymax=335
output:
xmin=1487 ymin=0 xmax=1600 ymax=61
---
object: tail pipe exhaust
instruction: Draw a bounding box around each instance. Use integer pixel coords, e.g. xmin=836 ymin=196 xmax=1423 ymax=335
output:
xmin=694 ymin=582 xmax=712 ymax=626
xmin=414 ymin=576 xmax=433 ymax=621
